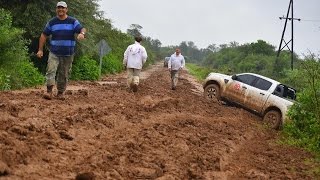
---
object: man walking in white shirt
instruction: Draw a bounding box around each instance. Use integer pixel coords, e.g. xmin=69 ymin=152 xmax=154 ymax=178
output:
xmin=168 ymin=48 xmax=185 ymax=90
xmin=123 ymin=36 xmax=148 ymax=92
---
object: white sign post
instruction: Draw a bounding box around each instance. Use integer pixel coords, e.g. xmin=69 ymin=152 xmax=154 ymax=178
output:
xmin=97 ymin=39 xmax=111 ymax=77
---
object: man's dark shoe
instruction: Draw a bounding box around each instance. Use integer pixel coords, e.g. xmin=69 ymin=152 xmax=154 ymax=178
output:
xmin=56 ymin=92 xmax=65 ymax=100
xmin=43 ymin=85 xmax=54 ymax=100
xmin=171 ymin=86 xmax=176 ymax=90
xmin=43 ymin=92 xmax=53 ymax=100
xmin=132 ymin=84 xmax=138 ymax=92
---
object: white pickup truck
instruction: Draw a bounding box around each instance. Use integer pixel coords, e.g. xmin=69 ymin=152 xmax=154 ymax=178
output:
xmin=203 ymin=72 xmax=296 ymax=129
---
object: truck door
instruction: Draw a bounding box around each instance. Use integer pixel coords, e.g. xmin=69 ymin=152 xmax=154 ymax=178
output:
xmin=244 ymin=77 xmax=272 ymax=113
xmin=224 ymin=74 xmax=256 ymax=105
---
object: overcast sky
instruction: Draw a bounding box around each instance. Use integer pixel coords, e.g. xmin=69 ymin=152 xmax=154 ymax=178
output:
xmin=98 ymin=0 xmax=320 ymax=56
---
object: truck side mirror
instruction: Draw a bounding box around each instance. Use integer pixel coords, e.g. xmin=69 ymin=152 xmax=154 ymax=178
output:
xmin=231 ymin=75 xmax=237 ymax=80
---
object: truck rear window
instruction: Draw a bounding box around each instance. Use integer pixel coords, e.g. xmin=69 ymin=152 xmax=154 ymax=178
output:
xmin=273 ymin=84 xmax=296 ymax=100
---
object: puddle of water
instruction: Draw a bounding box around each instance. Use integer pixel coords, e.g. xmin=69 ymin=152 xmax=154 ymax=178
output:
xmin=96 ymin=81 xmax=118 ymax=86
xmin=65 ymin=85 xmax=87 ymax=91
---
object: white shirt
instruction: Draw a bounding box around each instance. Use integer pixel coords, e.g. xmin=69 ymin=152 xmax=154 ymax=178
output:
xmin=123 ymin=41 xmax=148 ymax=69
xmin=168 ymin=53 xmax=185 ymax=70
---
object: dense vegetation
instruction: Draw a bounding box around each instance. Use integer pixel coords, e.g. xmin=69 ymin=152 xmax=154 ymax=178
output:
xmin=0 ymin=1 xmax=161 ymax=87
xmin=283 ymin=56 xmax=320 ymax=154
xmin=0 ymin=9 xmax=44 ymax=90
xmin=0 ymin=1 xmax=319 ymax=157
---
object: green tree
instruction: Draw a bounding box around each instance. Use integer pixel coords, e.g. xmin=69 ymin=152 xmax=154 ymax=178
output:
xmin=0 ymin=9 xmax=44 ymax=90
xmin=207 ymin=44 xmax=217 ymax=52
xmin=127 ymin=24 xmax=143 ymax=37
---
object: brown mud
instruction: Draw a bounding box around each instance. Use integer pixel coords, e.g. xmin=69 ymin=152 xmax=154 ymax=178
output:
xmin=0 ymin=63 xmax=318 ymax=179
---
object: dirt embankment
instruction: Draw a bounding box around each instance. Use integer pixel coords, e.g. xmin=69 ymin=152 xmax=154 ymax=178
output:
xmin=0 ymin=63 xmax=318 ymax=179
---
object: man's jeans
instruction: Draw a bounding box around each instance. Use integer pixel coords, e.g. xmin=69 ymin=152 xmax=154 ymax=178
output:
xmin=127 ymin=68 xmax=141 ymax=87
xmin=46 ymin=52 xmax=74 ymax=93
xmin=171 ymin=70 xmax=179 ymax=88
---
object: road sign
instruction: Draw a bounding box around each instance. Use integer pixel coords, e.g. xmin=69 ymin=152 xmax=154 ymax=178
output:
xmin=97 ymin=40 xmax=111 ymax=77
xmin=97 ymin=39 xmax=111 ymax=57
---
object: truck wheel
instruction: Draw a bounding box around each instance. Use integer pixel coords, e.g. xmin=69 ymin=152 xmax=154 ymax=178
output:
xmin=263 ymin=110 xmax=282 ymax=129
xmin=204 ymin=84 xmax=221 ymax=101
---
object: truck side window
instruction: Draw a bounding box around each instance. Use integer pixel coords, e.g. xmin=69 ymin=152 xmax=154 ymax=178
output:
xmin=253 ymin=78 xmax=272 ymax=90
xmin=274 ymin=85 xmax=284 ymax=97
xmin=236 ymin=74 xmax=256 ymax=85
xmin=287 ymin=88 xmax=296 ymax=100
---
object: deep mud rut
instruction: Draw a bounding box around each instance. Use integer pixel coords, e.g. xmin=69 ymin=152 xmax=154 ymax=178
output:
xmin=0 ymin=63 xmax=318 ymax=179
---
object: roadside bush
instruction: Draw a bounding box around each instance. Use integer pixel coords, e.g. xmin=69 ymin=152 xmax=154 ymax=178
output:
xmin=0 ymin=70 xmax=11 ymax=91
xmin=284 ymin=91 xmax=320 ymax=152
xmin=0 ymin=60 xmax=44 ymax=90
xmin=283 ymin=56 xmax=320 ymax=154
xmin=0 ymin=9 xmax=44 ymax=90
xmin=9 ymin=61 xmax=44 ymax=89
xmin=101 ymin=53 xmax=123 ymax=74
xmin=71 ymin=56 xmax=100 ymax=81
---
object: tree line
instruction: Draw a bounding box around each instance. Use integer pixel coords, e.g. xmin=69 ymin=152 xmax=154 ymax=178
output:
xmin=0 ymin=1 xmax=296 ymax=89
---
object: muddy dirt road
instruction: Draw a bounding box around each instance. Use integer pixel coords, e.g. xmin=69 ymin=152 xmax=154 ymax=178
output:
xmin=0 ymin=63 xmax=317 ymax=179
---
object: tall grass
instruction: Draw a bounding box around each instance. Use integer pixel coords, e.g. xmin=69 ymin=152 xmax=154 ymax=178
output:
xmin=186 ymin=63 xmax=212 ymax=81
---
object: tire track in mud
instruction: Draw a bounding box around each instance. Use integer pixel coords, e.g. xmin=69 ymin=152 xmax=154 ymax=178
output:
xmin=0 ymin=62 xmax=317 ymax=179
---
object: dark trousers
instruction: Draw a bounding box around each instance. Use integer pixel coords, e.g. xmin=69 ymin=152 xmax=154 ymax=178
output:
xmin=46 ymin=52 xmax=74 ymax=93
xmin=170 ymin=70 xmax=179 ymax=88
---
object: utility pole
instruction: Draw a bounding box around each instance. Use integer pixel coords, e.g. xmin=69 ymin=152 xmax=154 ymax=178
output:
xmin=277 ymin=0 xmax=301 ymax=70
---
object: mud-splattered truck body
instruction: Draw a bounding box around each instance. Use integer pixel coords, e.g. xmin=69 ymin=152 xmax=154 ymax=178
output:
xmin=203 ymin=72 xmax=296 ymax=129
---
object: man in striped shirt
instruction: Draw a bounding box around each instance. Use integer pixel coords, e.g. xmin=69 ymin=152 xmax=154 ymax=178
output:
xmin=37 ymin=1 xmax=86 ymax=100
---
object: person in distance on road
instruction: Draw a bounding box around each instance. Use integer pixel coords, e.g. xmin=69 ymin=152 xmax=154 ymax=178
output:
xmin=168 ymin=48 xmax=185 ymax=90
xmin=123 ymin=36 xmax=148 ymax=92
xmin=36 ymin=1 xmax=86 ymax=100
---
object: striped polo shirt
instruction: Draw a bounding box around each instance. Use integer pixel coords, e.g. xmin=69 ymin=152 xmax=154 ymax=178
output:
xmin=43 ymin=16 xmax=83 ymax=56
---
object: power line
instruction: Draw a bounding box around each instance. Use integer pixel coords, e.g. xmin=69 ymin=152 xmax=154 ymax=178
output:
xmin=300 ymin=19 xmax=320 ymax=22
